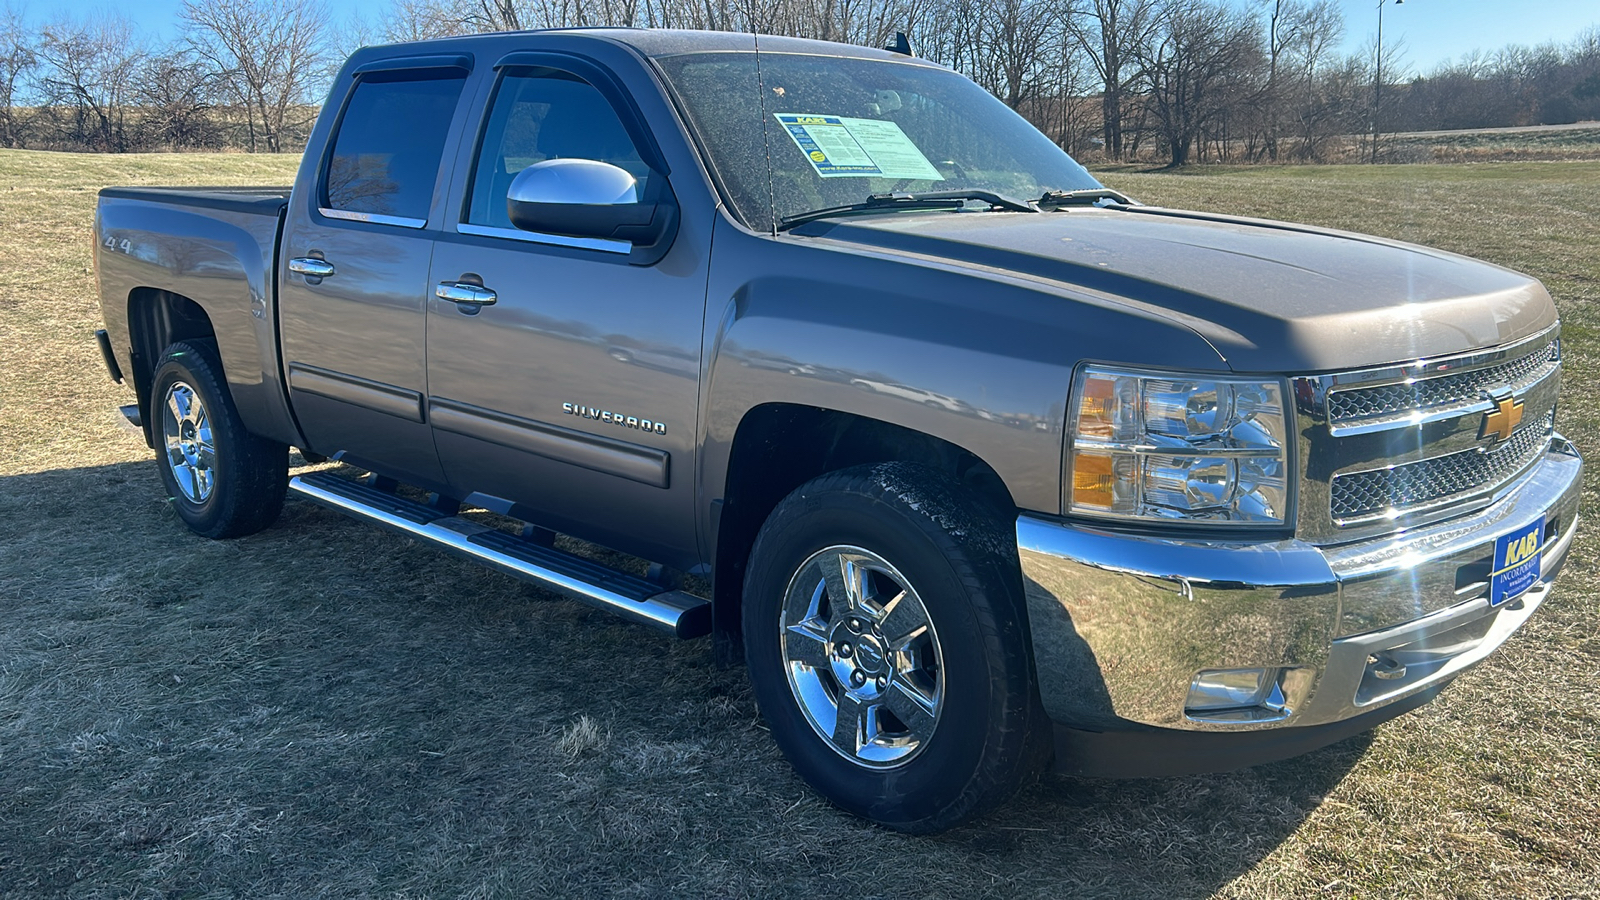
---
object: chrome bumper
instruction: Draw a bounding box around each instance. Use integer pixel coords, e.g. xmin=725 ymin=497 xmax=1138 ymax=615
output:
xmin=1018 ymin=436 xmax=1582 ymax=733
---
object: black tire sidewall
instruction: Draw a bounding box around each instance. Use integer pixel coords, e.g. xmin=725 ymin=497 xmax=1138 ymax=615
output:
xmin=743 ymin=469 xmax=1033 ymax=831
xmin=149 ymin=342 xmax=282 ymax=539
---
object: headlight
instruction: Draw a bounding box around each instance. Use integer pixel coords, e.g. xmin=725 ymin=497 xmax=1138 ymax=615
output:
xmin=1067 ymin=366 xmax=1291 ymax=525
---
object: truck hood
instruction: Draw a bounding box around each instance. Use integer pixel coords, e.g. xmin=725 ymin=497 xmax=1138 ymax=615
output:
xmin=794 ymin=206 xmax=1556 ymax=372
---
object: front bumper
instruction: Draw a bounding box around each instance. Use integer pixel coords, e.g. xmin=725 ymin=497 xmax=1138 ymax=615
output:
xmin=1018 ymin=436 xmax=1581 ymax=751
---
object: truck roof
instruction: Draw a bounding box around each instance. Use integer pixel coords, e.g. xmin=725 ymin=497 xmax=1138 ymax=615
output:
xmin=358 ymin=27 xmax=935 ymax=66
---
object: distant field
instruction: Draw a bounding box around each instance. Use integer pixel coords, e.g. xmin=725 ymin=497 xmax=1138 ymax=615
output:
xmin=1 ymin=149 xmax=1597 ymax=898
xmin=1383 ymin=123 xmax=1600 ymax=162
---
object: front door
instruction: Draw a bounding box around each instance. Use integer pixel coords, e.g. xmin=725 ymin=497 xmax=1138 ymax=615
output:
xmin=425 ymin=63 xmax=708 ymax=566
xmin=278 ymin=64 xmax=471 ymax=486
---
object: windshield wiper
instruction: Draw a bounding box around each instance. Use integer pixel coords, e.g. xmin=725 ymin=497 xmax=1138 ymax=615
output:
xmin=777 ymin=190 xmax=1036 ymax=231
xmin=1036 ymin=187 xmax=1135 ymax=208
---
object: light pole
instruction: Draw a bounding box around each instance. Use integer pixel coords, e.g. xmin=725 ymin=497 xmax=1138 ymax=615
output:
xmin=1372 ymin=0 xmax=1403 ymax=163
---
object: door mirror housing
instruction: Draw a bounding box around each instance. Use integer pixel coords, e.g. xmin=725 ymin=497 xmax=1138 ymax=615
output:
xmin=506 ymin=158 xmax=677 ymax=265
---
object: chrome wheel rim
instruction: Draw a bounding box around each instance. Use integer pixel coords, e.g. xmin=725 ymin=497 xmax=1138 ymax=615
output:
xmin=161 ymin=381 xmax=215 ymax=503
xmin=779 ymin=545 xmax=944 ymax=768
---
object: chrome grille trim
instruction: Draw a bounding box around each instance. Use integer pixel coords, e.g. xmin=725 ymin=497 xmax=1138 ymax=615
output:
xmin=1291 ymin=324 xmax=1564 ymax=544
xmin=1326 ymin=339 xmax=1558 ymax=426
xmin=1330 ymin=414 xmax=1554 ymax=522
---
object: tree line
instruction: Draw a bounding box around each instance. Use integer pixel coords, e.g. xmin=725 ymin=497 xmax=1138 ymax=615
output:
xmin=1 ymin=0 xmax=1597 ymax=163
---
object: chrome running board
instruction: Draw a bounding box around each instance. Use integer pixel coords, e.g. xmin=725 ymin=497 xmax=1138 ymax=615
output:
xmin=288 ymin=472 xmax=711 ymax=639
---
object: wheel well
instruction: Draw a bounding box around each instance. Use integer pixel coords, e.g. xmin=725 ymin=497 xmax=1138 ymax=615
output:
xmin=127 ymin=288 xmax=217 ymax=445
xmin=711 ymin=403 xmax=1016 ymax=662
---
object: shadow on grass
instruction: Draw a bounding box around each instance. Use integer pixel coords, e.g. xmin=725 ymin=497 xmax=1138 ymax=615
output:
xmin=0 ymin=461 xmax=1380 ymax=898
xmin=955 ymin=731 xmax=1375 ymax=894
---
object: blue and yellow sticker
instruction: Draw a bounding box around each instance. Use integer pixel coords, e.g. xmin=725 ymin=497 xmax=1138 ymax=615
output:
xmin=1490 ymin=519 xmax=1542 ymax=606
xmin=776 ymin=114 xmax=881 ymax=177
xmin=773 ymin=113 xmax=944 ymax=181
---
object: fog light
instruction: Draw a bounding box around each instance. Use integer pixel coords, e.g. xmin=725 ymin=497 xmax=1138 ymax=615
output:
xmin=1186 ymin=667 xmax=1283 ymax=712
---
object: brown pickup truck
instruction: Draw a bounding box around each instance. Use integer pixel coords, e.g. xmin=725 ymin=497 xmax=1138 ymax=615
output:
xmin=94 ymin=29 xmax=1581 ymax=832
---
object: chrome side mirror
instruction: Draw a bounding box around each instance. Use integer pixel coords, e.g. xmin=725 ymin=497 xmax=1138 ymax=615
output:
xmin=506 ymin=158 xmax=678 ymax=265
xmin=508 ymin=158 xmax=638 ymax=211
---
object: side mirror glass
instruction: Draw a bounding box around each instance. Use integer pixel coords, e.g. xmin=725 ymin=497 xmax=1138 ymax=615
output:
xmin=506 ymin=158 xmax=677 ymax=264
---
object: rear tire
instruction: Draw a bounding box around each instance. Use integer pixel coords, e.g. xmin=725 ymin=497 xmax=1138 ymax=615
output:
xmin=150 ymin=341 xmax=287 ymax=539
xmin=742 ymin=462 xmax=1048 ymax=833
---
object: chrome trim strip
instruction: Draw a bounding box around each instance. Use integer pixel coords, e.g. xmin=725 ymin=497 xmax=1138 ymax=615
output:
xmin=318 ymin=207 xmax=427 ymax=229
xmin=1321 ymin=324 xmax=1560 ymax=394
xmin=287 ymin=476 xmax=706 ymax=636
xmin=287 ymin=363 xmax=424 ymax=423
xmin=1329 ymin=413 xmax=1554 ymax=524
xmin=1320 ymin=371 xmax=1561 ymax=474
xmin=1327 ymin=362 xmax=1558 ymax=438
xmin=428 ymin=397 xmax=669 ymax=489
xmin=1323 ymin=438 xmax=1578 ymax=581
xmin=456 ymin=222 xmax=630 ymax=254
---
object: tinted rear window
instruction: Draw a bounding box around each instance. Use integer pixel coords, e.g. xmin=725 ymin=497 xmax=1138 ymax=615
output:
xmin=324 ymin=73 xmax=466 ymax=221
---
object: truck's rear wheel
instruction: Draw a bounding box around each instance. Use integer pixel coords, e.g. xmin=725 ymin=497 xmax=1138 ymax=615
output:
xmin=742 ymin=463 xmax=1048 ymax=833
xmin=150 ymin=341 xmax=287 ymax=539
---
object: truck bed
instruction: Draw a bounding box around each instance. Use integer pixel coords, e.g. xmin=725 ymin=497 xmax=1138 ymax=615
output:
xmin=97 ymin=185 xmax=293 ymax=216
xmin=95 ymin=183 xmax=301 ymax=452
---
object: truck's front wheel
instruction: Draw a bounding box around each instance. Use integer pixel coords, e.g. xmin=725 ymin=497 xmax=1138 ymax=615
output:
xmin=742 ymin=463 xmax=1048 ymax=833
xmin=150 ymin=341 xmax=287 ymax=539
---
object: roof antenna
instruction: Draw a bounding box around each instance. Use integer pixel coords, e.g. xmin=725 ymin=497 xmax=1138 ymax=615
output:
xmin=885 ymin=31 xmax=914 ymax=56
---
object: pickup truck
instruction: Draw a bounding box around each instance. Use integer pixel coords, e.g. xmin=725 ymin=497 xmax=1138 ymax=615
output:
xmin=93 ymin=28 xmax=1582 ymax=833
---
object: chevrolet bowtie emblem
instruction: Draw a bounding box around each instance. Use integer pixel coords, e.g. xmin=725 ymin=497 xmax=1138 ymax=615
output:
xmin=1480 ymin=394 xmax=1524 ymax=444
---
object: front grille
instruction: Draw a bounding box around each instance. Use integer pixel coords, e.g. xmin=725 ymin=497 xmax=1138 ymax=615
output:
xmin=1330 ymin=414 xmax=1554 ymax=520
xmin=1327 ymin=339 xmax=1558 ymax=424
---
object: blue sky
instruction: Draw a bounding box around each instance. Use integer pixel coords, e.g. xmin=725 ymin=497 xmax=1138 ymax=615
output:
xmin=1335 ymin=0 xmax=1598 ymax=72
xmin=11 ymin=0 xmax=1600 ymax=75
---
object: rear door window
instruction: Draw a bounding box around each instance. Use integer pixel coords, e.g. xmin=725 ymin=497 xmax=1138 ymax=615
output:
xmin=324 ymin=72 xmax=466 ymax=224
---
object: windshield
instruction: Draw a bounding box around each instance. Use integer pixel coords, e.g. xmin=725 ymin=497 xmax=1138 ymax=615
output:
xmin=653 ymin=51 xmax=1103 ymax=231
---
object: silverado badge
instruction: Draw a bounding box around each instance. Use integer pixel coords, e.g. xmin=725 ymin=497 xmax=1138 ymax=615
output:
xmin=1480 ymin=393 xmax=1525 ymax=444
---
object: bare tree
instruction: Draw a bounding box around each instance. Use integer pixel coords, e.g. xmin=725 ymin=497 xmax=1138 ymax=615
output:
xmin=976 ymin=0 xmax=1064 ymax=110
xmin=133 ymin=47 xmax=223 ymax=149
xmin=1068 ymin=0 xmax=1155 ymax=161
xmin=0 ymin=5 xmax=33 ymax=148
xmin=1254 ymin=0 xmax=1341 ymax=159
xmin=383 ymin=0 xmax=470 ymax=40
xmin=1026 ymin=21 xmax=1097 ymax=153
xmin=1135 ymin=0 xmax=1262 ymax=166
xmin=182 ymin=0 xmax=333 ymax=152
xmin=34 ymin=12 xmax=145 ymax=151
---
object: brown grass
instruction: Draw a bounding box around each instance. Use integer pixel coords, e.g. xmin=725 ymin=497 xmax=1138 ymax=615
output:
xmin=1 ymin=149 xmax=1598 ymax=898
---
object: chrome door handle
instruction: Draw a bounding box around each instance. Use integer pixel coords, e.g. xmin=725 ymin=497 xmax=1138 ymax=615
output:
xmin=288 ymin=257 xmax=336 ymax=278
xmin=436 ymin=282 xmax=498 ymax=306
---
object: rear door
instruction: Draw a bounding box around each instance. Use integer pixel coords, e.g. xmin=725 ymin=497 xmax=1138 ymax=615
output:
xmin=425 ymin=55 xmax=709 ymax=566
xmin=278 ymin=60 xmax=473 ymax=486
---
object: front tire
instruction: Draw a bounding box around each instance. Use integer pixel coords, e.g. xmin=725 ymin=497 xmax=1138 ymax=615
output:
xmin=743 ymin=463 xmax=1048 ymax=833
xmin=150 ymin=341 xmax=287 ymax=539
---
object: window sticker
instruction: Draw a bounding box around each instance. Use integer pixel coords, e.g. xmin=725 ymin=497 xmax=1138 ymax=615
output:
xmin=775 ymin=114 xmax=944 ymax=180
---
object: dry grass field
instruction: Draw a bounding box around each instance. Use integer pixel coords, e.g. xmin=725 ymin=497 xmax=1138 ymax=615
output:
xmin=2 ymin=148 xmax=1598 ymax=898
xmin=1384 ymin=124 xmax=1600 ymax=163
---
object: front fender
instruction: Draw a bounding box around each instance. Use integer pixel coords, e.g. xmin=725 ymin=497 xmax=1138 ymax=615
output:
xmin=697 ymin=216 xmax=1229 ymax=528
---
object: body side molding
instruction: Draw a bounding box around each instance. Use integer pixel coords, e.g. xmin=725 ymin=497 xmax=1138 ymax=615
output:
xmin=287 ymin=362 xmax=425 ymax=423
xmin=429 ymin=396 xmax=670 ymax=488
